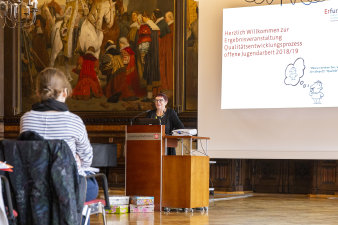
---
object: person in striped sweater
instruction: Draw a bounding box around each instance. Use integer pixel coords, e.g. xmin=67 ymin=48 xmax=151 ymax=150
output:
xmin=20 ymin=67 xmax=98 ymax=224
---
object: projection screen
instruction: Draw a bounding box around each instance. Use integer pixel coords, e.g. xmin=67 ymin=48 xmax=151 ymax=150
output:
xmin=198 ymin=0 xmax=338 ymax=159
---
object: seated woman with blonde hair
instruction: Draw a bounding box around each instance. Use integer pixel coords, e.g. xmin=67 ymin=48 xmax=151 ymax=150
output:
xmin=20 ymin=67 xmax=98 ymax=224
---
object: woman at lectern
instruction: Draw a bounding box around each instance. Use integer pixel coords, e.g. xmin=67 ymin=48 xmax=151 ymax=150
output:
xmin=147 ymin=93 xmax=184 ymax=155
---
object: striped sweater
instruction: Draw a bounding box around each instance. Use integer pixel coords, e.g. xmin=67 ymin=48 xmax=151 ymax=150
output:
xmin=20 ymin=110 xmax=93 ymax=176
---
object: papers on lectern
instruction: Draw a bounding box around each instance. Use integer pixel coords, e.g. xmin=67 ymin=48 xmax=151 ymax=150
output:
xmin=172 ymin=129 xmax=197 ymax=136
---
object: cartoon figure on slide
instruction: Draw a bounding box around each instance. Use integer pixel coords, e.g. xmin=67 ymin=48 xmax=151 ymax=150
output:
xmin=284 ymin=58 xmax=305 ymax=86
xmin=309 ymin=81 xmax=324 ymax=104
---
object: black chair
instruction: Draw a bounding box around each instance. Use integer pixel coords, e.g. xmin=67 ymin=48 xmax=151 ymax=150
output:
xmin=91 ymin=143 xmax=117 ymax=168
xmin=91 ymin=143 xmax=117 ymax=184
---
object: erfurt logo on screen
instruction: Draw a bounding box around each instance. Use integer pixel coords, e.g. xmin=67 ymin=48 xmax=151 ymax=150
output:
xmin=324 ymin=8 xmax=338 ymax=22
xmin=324 ymin=8 xmax=338 ymax=14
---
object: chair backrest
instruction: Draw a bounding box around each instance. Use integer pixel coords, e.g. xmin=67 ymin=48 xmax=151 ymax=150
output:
xmin=0 ymin=139 xmax=82 ymax=225
xmin=0 ymin=175 xmax=13 ymax=225
xmin=91 ymin=143 xmax=117 ymax=167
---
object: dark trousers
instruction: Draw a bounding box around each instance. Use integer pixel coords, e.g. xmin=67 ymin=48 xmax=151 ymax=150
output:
xmin=85 ymin=174 xmax=99 ymax=202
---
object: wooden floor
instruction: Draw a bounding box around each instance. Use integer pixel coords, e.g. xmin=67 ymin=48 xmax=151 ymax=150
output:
xmin=91 ymin=193 xmax=338 ymax=224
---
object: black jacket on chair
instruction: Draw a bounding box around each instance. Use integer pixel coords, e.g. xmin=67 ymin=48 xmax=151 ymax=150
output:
xmin=0 ymin=135 xmax=81 ymax=225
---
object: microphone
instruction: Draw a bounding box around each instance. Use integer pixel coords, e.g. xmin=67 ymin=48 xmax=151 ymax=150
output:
xmin=130 ymin=109 xmax=151 ymax=125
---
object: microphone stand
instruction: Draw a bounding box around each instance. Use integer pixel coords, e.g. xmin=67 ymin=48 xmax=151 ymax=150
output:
xmin=130 ymin=110 xmax=151 ymax=125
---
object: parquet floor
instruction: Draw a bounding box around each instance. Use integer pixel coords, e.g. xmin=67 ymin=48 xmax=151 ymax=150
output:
xmin=91 ymin=193 xmax=338 ymax=225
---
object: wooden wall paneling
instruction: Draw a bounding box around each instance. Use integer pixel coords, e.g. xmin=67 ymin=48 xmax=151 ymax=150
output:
xmin=209 ymin=159 xmax=253 ymax=192
xmin=178 ymin=111 xmax=197 ymax=129
xmin=3 ymin=124 xmax=20 ymax=139
xmin=251 ymin=159 xmax=257 ymax=191
xmin=231 ymin=159 xmax=243 ymax=191
xmin=312 ymin=161 xmax=338 ymax=195
xmin=230 ymin=159 xmax=253 ymax=192
xmin=278 ymin=160 xmax=289 ymax=193
xmin=243 ymin=159 xmax=253 ymax=191
xmin=252 ymin=160 xmax=283 ymax=193
xmin=287 ymin=160 xmax=295 ymax=193
xmin=209 ymin=159 xmax=233 ymax=192
xmin=292 ymin=160 xmax=313 ymax=194
xmin=312 ymin=160 xmax=319 ymax=194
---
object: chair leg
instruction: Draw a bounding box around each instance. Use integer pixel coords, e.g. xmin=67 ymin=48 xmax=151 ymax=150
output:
xmin=101 ymin=203 xmax=107 ymax=225
xmin=209 ymin=188 xmax=215 ymax=206
xmin=82 ymin=205 xmax=91 ymax=225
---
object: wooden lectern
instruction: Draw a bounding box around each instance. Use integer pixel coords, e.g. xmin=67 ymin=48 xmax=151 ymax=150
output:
xmin=126 ymin=125 xmax=209 ymax=211
xmin=126 ymin=125 xmax=165 ymax=211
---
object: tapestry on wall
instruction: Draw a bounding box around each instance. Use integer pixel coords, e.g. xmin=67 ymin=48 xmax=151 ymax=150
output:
xmin=21 ymin=0 xmax=174 ymax=112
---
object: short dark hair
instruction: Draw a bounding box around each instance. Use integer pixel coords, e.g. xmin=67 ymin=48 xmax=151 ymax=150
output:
xmin=153 ymin=9 xmax=162 ymax=19
xmin=155 ymin=93 xmax=168 ymax=102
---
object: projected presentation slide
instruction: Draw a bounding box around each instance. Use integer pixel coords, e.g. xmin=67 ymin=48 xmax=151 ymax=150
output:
xmin=221 ymin=1 xmax=338 ymax=109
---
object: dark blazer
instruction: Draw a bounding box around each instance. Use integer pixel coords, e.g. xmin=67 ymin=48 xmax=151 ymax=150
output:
xmin=0 ymin=137 xmax=81 ymax=225
xmin=147 ymin=108 xmax=184 ymax=134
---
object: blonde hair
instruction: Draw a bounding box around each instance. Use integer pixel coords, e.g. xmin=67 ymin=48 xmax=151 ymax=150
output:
xmin=36 ymin=67 xmax=72 ymax=101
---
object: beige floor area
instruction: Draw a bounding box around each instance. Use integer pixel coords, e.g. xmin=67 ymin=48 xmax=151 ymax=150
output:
xmin=91 ymin=192 xmax=338 ymax=225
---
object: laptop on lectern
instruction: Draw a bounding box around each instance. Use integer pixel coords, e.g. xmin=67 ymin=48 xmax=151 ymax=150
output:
xmin=133 ymin=118 xmax=161 ymax=125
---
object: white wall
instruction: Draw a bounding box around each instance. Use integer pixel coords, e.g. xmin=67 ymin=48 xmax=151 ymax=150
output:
xmin=198 ymin=0 xmax=338 ymax=159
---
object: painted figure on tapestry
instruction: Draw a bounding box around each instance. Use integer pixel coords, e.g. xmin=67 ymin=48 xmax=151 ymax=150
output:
xmin=153 ymin=9 xmax=173 ymax=93
xmin=120 ymin=37 xmax=146 ymax=99
xmin=139 ymin=12 xmax=160 ymax=101
xmin=164 ymin=11 xmax=174 ymax=92
xmin=100 ymin=40 xmax=124 ymax=102
xmin=72 ymin=47 xmax=104 ymax=100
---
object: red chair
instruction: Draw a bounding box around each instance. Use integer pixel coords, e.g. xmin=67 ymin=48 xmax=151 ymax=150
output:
xmin=0 ymin=175 xmax=16 ymax=225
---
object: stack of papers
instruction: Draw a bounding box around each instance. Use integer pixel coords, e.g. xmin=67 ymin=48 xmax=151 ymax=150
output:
xmin=172 ymin=129 xmax=197 ymax=136
xmin=0 ymin=161 xmax=13 ymax=172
